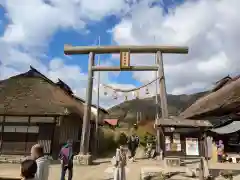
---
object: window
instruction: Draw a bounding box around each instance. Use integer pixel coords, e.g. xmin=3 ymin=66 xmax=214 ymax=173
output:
xmin=3 ymin=126 xmax=39 ymax=133
xmin=28 ymin=126 xmax=39 ymax=133
xmin=5 ymin=116 xmax=28 ymax=123
xmin=15 ymin=126 xmax=28 ymax=133
xmin=4 ymin=126 xmax=16 ymax=132
xmin=30 ymin=117 xmax=54 ymax=123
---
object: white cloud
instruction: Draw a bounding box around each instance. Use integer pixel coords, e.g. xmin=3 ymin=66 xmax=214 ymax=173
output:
xmin=0 ymin=0 xmax=140 ymax=108
xmin=2 ymin=0 xmax=240 ymax=109
xmin=111 ymin=0 xmax=240 ymax=94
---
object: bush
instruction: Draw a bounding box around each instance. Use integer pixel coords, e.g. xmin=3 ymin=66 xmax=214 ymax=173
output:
xmin=136 ymin=126 xmax=155 ymax=147
xmin=114 ymin=131 xmax=128 ymax=145
xmin=98 ymin=127 xmax=128 ymax=156
xmin=98 ymin=127 xmax=117 ymax=154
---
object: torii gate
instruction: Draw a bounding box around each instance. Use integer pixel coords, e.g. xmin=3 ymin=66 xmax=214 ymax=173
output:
xmin=64 ymin=45 xmax=188 ymax=165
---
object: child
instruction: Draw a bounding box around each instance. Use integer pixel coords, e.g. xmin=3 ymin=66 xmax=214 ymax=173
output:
xmin=20 ymin=159 xmax=38 ymax=180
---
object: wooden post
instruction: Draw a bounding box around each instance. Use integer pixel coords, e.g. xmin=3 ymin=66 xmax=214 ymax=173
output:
xmin=0 ymin=116 xmax=5 ymax=153
xmin=156 ymin=51 xmax=169 ymax=158
xmin=50 ymin=117 xmax=57 ymax=155
xmin=80 ymin=52 xmax=95 ymax=154
xmin=156 ymin=51 xmax=169 ymax=118
xmin=24 ymin=116 xmax=31 ymax=153
xmin=199 ymin=157 xmax=204 ymax=180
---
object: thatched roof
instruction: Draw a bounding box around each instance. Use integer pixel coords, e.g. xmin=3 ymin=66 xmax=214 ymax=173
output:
xmin=180 ymin=75 xmax=240 ymax=119
xmin=0 ymin=67 xmax=97 ymax=118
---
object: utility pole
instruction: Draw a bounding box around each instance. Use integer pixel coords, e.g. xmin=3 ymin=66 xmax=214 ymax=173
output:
xmin=155 ymin=53 xmax=160 ymax=155
xmin=153 ymin=36 xmax=161 ymax=156
xmin=95 ymin=36 xmax=101 ymax=156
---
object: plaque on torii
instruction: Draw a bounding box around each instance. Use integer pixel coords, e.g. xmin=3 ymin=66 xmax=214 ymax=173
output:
xmin=120 ymin=51 xmax=131 ymax=69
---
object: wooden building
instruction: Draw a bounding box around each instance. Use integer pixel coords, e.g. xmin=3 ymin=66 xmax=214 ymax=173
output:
xmin=208 ymin=113 xmax=240 ymax=153
xmin=0 ymin=66 xmax=108 ymax=158
xmin=180 ymin=75 xmax=240 ymax=120
xmin=180 ymin=75 xmax=240 ymax=154
xmin=156 ymin=117 xmax=212 ymax=160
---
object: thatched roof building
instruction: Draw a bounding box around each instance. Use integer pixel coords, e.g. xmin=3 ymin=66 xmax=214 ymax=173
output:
xmin=0 ymin=66 xmax=107 ymax=117
xmin=180 ymin=75 xmax=240 ymax=119
xmin=0 ymin=66 xmax=108 ymax=156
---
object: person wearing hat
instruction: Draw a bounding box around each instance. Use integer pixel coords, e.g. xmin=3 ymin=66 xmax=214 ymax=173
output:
xmin=59 ymin=140 xmax=74 ymax=180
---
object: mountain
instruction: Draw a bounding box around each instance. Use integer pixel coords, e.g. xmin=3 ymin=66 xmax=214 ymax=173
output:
xmin=107 ymin=91 xmax=206 ymax=125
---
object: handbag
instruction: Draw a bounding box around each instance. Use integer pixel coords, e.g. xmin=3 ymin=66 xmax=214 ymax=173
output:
xmin=111 ymin=156 xmax=117 ymax=166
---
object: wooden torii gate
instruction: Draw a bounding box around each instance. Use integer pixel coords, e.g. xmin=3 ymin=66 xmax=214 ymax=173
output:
xmin=64 ymin=45 xmax=188 ymax=165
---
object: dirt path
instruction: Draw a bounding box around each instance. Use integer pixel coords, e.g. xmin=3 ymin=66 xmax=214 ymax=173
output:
xmin=0 ymin=158 xmax=161 ymax=180
xmin=1 ymin=159 xmax=240 ymax=180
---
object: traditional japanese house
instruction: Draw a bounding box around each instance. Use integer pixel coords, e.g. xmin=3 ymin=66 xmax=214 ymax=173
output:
xmin=180 ymin=75 xmax=240 ymax=154
xmin=0 ymin=66 xmax=108 ymax=158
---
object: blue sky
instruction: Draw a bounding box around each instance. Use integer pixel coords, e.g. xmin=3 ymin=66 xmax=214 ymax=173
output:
xmin=0 ymin=0 xmax=239 ymax=108
xmin=45 ymin=0 xmax=184 ymax=84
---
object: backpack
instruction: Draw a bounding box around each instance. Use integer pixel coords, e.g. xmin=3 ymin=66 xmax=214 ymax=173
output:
xmin=135 ymin=136 xmax=139 ymax=146
xmin=60 ymin=146 xmax=73 ymax=166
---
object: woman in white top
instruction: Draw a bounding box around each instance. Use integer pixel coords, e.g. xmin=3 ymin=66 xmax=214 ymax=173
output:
xmin=114 ymin=145 xmax=127 ymax=180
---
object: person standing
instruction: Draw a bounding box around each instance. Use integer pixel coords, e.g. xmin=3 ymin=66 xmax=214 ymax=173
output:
xmin=59 ymin=140 xmax=74 ymax=180
xmin=206 ymin=136 xmax=213 ymax=160
xmin=31 ymin=144 xmax=49 ymax=180
xmin=127 ymin=133 xmax=139 ymax=161
xmin=217 ymin=140 xmax=224 ymax=163
xmin=113 ymin=140 xmax=127 ymax=180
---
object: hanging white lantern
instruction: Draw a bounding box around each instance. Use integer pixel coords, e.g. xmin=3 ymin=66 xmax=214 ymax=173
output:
xmin=104 ymin=87 xmax=108 ymax=96
xmin=113 ymin=91 xmax=118 ymax=100
xmin=145 ymin=87 xmax=149 ymax=95
xmin=133 ymin=90 xmax=139 ymax=99
xmin=124 ymin=93 xmax=128 ymax=101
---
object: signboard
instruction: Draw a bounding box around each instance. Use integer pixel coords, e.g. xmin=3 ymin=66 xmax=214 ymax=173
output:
xmin=120 ymin=51 xmax=130 ymax=68
xmin=173 ymin=133 xmax=180 ymax=143
xmin=173 ymin=133 xmax=181 ymax=151
xmin=186 ymin=138 xmax=199 ymax=156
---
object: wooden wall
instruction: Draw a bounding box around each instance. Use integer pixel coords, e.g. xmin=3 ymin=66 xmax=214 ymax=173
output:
xmin=57 ymin=115 xmax=82 ymax=154
xmin=0 ymin=115 xmax=91 ymax=157
xmin=0 ymin=116 xmax=56 ymax=155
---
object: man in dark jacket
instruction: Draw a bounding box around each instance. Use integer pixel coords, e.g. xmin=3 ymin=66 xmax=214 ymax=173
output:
xmin=59 ymin=140 xmax=74 ymax=180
